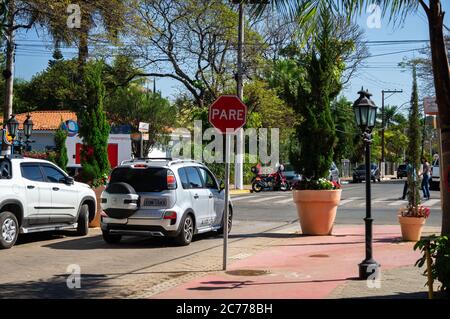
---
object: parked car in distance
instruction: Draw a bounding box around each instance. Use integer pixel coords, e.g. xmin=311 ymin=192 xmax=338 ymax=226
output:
xmin=282 ymin=162 xmax=339 ymax=186
xmin=100 ymin=158 xmax=232 ymax=246
xmin=283 ymin=164 xmax=302 ymax=186
xmin=0 ymin=155 xmax=96 ymax=249
xmin=396 ymin=164 xmax=408 ymax=179
xmin=352 ymin=163 xmax=381 ymax=183
xmin=430 ymin=157 xmax=440 ymax=190
xmin=66 ymin=164 xmax=83 ymax=178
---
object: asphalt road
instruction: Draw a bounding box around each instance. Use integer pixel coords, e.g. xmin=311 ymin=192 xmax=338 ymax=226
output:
xmin=232 ymin=180 xmax=443 ymax=227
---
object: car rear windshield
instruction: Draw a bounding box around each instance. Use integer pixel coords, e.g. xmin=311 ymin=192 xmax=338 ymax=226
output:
xmin=109 ymin=167 xmax=169 ymax=192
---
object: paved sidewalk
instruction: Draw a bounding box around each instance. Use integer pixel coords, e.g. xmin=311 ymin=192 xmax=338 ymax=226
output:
xmin=154 ymin=225 xmax=441 ymax=299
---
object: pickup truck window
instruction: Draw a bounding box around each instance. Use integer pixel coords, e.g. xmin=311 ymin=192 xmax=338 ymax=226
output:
xmin=42 ymin=165 xmax=66 ymax=183
xmin=21 ymin=164 xmax=45 ymax=182
xmin=0 ymin=159 xmax=12 ymax=179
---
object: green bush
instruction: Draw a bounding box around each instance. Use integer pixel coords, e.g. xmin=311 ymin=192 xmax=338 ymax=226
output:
xmin=415 ymin=235 xmax=450 ymax=297
xmin=77 ymin=61 xmax=110 ymax=187
xmin=54 ymin=123 xmax=68 ymax=171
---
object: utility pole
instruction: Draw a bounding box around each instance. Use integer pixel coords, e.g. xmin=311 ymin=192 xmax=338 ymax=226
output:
xmin=234 ymin=2 xmax=245 ymax=190
xmin=1 ymin=0 xmax=15 ymax=156
xmin=381 ymin=89 xmax=402 ymax=178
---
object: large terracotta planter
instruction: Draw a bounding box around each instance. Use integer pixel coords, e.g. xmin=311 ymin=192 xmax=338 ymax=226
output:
xmin=293 ymin=189 xmax=342 ymax=235
xmin=398 ymin=215 xmax=426 ymax=241
xmin=89 ymin=185 xmax=106 ymax=228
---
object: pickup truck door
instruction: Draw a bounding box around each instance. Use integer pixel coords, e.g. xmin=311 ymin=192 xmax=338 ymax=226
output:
xmin=41 ymin=164 xmax=78 ymax=224
xmin=20 ymin=164 xmax=49 ymax=225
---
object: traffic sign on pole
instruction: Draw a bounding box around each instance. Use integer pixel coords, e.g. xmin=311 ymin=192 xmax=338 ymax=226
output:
xmin=208 ymin=95 xmax=248 ymax=270
xmin=209 ymin=95 xmax=247 ymax=134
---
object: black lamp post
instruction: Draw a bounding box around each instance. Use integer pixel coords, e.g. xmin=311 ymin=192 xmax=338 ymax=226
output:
xmin=353 ymin=87 xmax=380 ymax=280
xmin=6 ymin=114 xmax=19 ymax=140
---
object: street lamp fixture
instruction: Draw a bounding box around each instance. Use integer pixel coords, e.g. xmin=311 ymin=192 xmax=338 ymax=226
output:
xmin=353 ymin=87 xmax=380 ymax=280
xmin=6 ymin=114 xmax=19 ymax=140
xmin=3 ymin=114 xmax=34 ymax=155
xmin=23 ymin=114 xmax=34 ymax=140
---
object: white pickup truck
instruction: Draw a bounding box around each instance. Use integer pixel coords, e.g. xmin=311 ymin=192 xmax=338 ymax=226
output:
xmin=0 ymin=155 xmax=97 ymax=249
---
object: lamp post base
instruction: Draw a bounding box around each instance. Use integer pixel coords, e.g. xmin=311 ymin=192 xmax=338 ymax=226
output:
xmin=359 ymin=259 xmax=380 ymax=280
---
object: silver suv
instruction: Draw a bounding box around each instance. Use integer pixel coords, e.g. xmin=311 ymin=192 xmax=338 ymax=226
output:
xmin=100 ymin=158 xmax=232 ymax=246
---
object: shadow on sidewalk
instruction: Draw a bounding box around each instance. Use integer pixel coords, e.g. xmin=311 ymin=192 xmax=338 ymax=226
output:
xmin=186 ymin=277 xmax=358 ymax=291
xmin=350 ymin=291 xmax=430 ymax=299
xmin=0 ymin=275 xmax=116 ymax=299
xmin=229 ymin=233 xmax=300 ymax=239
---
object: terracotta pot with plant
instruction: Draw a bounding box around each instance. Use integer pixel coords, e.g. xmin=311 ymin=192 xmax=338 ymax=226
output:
xmin=293 ymin=179 xmax=341 ymax=235
xmin=287 ymin=12 xmax=347 ymax=235
xmin=398 ymin=65 xmax=430 ymax=242
xmin=398 ymin=205 xmax=430 ymax=241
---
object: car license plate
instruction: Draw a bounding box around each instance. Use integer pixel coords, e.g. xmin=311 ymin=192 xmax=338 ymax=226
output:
xmin=143 ymin=198 xmax=167 ymax=207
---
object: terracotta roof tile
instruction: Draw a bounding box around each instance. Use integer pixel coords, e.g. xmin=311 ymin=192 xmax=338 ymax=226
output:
xmin=0 ymin=111 xmax=77 ymax=131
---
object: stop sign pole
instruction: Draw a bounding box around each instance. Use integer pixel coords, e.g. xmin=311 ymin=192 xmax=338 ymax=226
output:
xmin=209 ymin=95 xmax=247 ymax=270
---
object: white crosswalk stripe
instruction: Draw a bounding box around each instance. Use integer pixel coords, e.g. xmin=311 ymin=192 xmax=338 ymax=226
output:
xmin=388 ymin=200 xmax=408 ymax=206
xmin=339 ymin=197 xmax=364 ymax=206
xmin=424 ymin=199 xmax=440 ymax=207
xmin=273 ymin=197 xmax=295 ymax=204
xmin=231 ymin=195 xmax=258 ymax=201
xmin=247 ymin=195 xmax=286 ymax=203
xmin=358 ymin=196 xmax=392 ymax=207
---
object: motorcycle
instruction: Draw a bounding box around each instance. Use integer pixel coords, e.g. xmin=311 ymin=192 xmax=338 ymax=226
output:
xmin=251 ymin=165 xmax=289 ymax=192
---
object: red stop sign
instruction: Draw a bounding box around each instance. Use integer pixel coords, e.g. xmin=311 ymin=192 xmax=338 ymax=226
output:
xmin=208 ymin=95 xmax=248 ymax=134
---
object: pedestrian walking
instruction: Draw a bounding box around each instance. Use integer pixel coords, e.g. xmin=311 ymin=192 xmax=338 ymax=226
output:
xmin=420 ymin=158 xmax=431 ymax=200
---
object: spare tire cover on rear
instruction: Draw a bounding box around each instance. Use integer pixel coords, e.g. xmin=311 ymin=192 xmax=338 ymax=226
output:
xmin=105 ymin=182 xmax=137 ymax=195
xmin=103 ymin=182 xmax=139 ymax=219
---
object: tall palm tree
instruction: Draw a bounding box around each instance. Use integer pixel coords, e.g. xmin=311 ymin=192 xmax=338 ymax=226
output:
xmin=253 ymin=0 xmax=450 ymax=235
xmin=34 ymin=0 xmax=129 ymax=78
xmin=376 ymin=105 xmax=400 ymax=128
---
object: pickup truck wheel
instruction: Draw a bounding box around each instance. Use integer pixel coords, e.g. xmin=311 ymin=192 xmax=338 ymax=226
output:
xmin=102 ymin=230 xmax=122 ymax=244
xmin=0 ymin=212 xmax=19 ymax=249
xmin=75 ymin=204 xmax=89 ymax=236
xmin=175 ymin=214 xmax=194 ymax=246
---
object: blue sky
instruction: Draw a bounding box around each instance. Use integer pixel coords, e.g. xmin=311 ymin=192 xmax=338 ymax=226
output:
xmin=12 ymin=2 xmax=450 ymax=114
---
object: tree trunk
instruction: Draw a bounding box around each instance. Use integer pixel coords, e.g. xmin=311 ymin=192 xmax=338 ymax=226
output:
xmin=1 ymin=0 xmax=15 ymax=155
xmin=427 ymin=0 xmax=450 ymax=236
xmin=77 ymin=13 xmax=90 ymax=82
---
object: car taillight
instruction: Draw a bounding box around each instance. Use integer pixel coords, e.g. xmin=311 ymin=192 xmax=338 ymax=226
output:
xmin=133 ymin=164 xmax=148 ymax=168
xmin=163 ymin=211 xmax=177 ymax=220
xmin=167 ymin=170 xmax=177 ymax=190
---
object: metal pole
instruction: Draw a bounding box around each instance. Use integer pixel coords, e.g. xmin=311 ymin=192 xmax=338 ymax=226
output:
xmin=223 ymin=133 xmax=231 ymax=270
xmin=359 ymin=131 xmax=379 ymax=279
xmin=234 ymin=3 xmax=244 ymax=190
xmin=381 ymin=91 xmax=385 ymax=170
xmin=1 ymin=0 xmax=15 ymax=156
xmin=140 ymin=133 xmax=144 ymax=158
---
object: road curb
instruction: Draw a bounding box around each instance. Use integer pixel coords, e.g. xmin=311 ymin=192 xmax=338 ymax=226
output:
xmin=230 ymin=189 xmax=251 ymax=195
